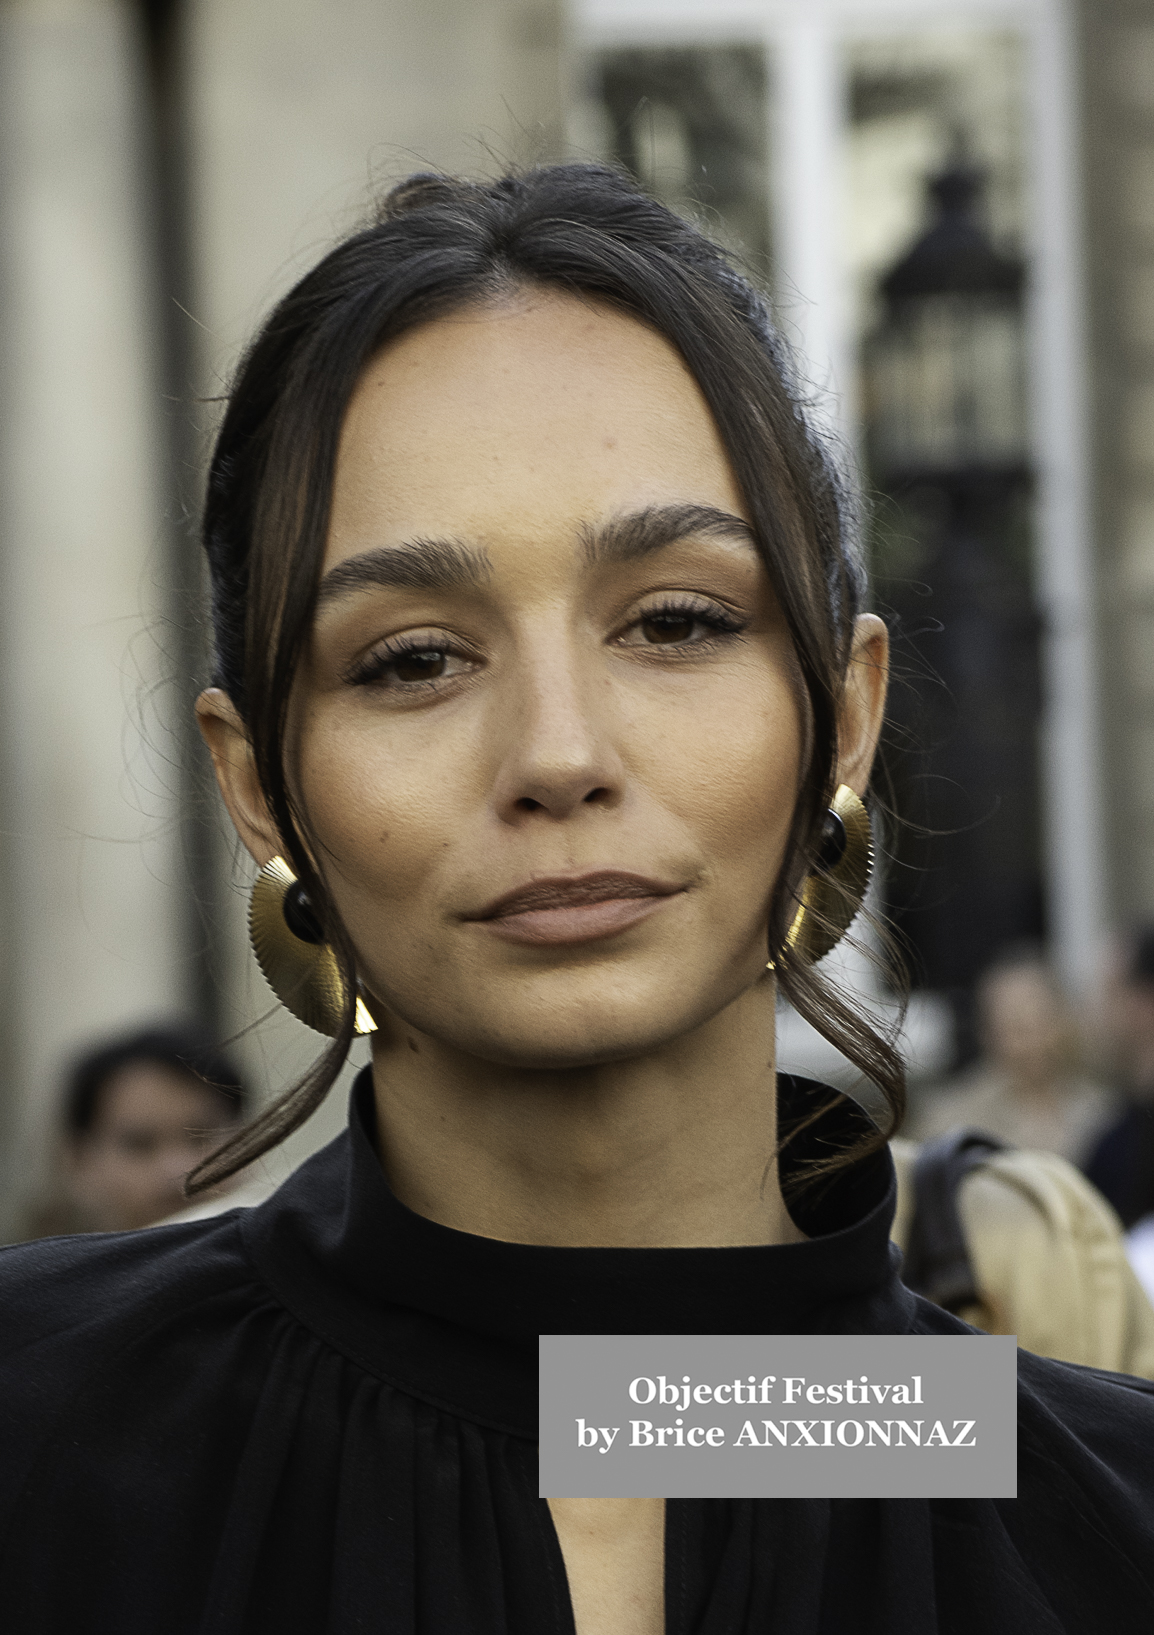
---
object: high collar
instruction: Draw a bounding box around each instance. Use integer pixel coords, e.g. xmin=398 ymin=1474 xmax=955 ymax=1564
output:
xmin=243 ymin=1068 xmax=916 ymax=1437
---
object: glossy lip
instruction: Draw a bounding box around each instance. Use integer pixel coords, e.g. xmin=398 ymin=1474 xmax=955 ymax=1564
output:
xmin=467 ymin=870 xmax=684 ymax=947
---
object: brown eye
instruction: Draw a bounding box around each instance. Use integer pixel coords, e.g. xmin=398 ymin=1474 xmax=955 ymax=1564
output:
xmin=640 ymin=614 xmax=696 ymax=644
xmin=347 ymin=637 xmax=477 ymax=690
xmin=393 ymin=649 xmax=448 ymax=681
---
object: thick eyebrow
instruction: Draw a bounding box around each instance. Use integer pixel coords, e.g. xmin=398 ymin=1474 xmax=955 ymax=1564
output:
xmin=579 ymin=503 xmax=757 ymax=566
xmin=316 ymin=537 xmax=492 ymax=607
xmin=315 ymin=504 xmax=755 ymax=609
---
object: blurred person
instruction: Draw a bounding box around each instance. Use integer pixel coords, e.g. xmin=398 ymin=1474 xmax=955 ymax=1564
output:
xmin=891 ymin=1131 xmax=1154 ymax=1378
xmin=24 ymin=1026 xmax=249 ymax=1237
xmin=0 ymin=166 xmax=1152 ymax=1633
xmin=912 ymin=948 xmax=1116 ymax=1163
xmin=1083 ymin=927 xmax=1154 ymax=1229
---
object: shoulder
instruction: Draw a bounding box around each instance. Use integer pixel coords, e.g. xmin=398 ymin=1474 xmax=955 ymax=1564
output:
xmin=1017 ymin=1345 xmax=1154 ymax=1428
xmin=919 ymin=1349 xmax=1154 ymax=1622
xmin=0 ymin=1215 xmax=269 ymax=1517
xmin=0 ymin=1210 xmax=254 ymax=1347
xmin=1016 ymin=1346 xmax=1154 ymax=1434
xmin=908 ymin=1295 xmax=1154 ymax=1458
xmin=1012 ymin=1350 xmax=1154 ymax=1568
xmin=0 ymin=1211 xmax=260 ymax=1385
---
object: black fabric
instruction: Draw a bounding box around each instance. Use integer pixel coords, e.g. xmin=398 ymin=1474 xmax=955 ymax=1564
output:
xmin=903 ymin=1128 xmax=1009 ymax=1312
xmin=0 ymin=1068 xmax=1152 ymax=1634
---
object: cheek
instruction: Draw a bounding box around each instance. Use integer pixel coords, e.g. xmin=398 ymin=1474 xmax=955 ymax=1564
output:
xmin=296 ymin=708 xmax=474 ymax=912
xmin=653 ymin=673 xmax=802 ymax=878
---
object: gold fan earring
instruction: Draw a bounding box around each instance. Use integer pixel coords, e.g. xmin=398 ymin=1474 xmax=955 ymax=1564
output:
xmin=249 ymin=856 xmax=377 ymax=1037
xmin=784 ymin=784 xmax=874 ymax=965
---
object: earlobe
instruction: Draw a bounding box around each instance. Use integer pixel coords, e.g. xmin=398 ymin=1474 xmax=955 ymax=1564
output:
xmin=837 ymin=614 xmax=889 ymax=795
xmin=195 ymin=688 xmax=284 ymax=867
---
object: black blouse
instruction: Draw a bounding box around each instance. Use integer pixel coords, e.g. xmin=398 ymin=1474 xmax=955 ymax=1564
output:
xmin=1 ymin=1068 xmax=1153 ymax=1634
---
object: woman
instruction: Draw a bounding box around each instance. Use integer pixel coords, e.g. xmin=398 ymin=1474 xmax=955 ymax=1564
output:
xmin=0 ymin=165 xmax=1151 ymax=1634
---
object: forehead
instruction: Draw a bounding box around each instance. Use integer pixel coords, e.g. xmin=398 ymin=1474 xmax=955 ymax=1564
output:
xmin=325 ymin=290 xmax=748 ymax=568
xmin=97 ymin=1061 xmax=220 ymax=1121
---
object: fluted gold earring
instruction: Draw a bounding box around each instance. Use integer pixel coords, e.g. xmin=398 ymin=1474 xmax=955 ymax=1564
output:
xmin=783 ymin=784 xmax=874 ymax=965
xmin=249 ymin=856 xmax=377 ymax=1037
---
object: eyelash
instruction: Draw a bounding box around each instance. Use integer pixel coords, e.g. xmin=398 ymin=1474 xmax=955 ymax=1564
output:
xmin=344 ymin=632 xmax=470 ymax=690
xmin=621 ymin=595 xmax=747 ymax=652
xmin=345 ymin=595 xmax=747 ymax=691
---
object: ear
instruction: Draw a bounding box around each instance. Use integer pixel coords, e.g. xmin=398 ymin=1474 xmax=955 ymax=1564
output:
xmin=195 ymin=688 xmax=285 ymax=868
xmin=836 ymin=614 xmax=889 ymax=797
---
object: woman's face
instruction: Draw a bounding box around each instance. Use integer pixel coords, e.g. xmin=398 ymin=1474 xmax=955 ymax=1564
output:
xmin=290 ymin=290 xmax=803 ymax=1069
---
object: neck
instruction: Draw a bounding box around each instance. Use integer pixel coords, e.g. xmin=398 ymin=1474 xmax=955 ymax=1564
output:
xmin=368 ymin=975 xmax=803 ymax=1249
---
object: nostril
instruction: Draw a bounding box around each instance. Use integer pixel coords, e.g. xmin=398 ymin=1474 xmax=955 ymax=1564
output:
xmin=515 ymin=796 xmax=544 ymax=813
xmin=583 ymin=787 xmax=611 ymax=805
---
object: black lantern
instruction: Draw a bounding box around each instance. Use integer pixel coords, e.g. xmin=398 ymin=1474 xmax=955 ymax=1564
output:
xmin=866 ymin=166 xmax=1028 ymax=485
xmin=865 ymin=164 xmax=1042 ymax=1052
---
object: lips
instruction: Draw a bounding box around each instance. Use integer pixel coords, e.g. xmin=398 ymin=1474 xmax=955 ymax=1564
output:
xmin=469 ymin=871 xmax=683 ymax=947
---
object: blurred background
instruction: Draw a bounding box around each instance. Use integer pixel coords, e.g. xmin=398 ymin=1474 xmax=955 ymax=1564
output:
xmin=0 ymin=0 xmax=1150 ymax=1238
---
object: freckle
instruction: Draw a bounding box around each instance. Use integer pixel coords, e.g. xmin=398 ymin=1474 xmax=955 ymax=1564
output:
xmin=604 ymin=435 xmax=617 ymax=450
xmin=407 ymin=1037 xmax=420 ymax=1053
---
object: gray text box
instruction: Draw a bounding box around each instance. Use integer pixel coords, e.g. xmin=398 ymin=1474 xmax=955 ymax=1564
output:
xmin=539 ymin=1333 xmax=1016 ymax=1498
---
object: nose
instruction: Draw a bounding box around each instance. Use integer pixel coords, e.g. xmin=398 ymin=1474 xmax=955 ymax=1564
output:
xmin=489 ymin=630 xmax=625 ymax=824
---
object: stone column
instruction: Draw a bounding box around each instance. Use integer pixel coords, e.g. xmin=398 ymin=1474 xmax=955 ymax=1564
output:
xmin=1080 ymin=2 xmax=1154 ymax=924
xmin=0 ymin=0 xmax=182 ymax=1233
xmin=183 ymin=0 xmax=569 ymax=1168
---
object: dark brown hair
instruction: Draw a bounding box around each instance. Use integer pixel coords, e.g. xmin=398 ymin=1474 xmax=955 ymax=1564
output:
xmin=188 ymin=162 xmax=903 ymax=1193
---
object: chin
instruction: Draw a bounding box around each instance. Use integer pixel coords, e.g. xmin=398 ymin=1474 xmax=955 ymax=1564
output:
xmin=457 ymin=1022 xmax=677 ymax=1073
xmin=384 ymin=968 xmax=751 ymax=1071
xmin=426 ymin=1003 xmax=688 ymax=1071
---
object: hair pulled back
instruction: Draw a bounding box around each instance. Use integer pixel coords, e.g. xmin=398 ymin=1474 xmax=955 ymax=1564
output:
xmin=190 ymin=162 xmax=903 ymax=1194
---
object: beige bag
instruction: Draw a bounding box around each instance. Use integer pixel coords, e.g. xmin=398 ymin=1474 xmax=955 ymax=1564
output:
xmin=891 ymin=1135 xmax=1154 ymax=1378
